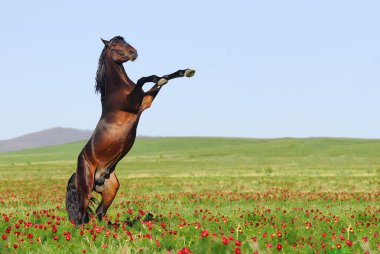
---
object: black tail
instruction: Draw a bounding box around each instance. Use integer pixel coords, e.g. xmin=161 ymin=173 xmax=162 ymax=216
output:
xmin=66 ymin=172 xmax=97 ymax=225
xmin=66 ymin=173 xmax=82 ymax=225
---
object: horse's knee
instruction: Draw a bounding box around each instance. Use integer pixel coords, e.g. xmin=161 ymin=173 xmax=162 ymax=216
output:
xmin=114 ymin=176 xmax=120 ymax=190
xmin=110 ymin=173 xmax=120 ymax=194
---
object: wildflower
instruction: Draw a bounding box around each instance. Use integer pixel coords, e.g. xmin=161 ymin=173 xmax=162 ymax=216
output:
xmin=222 ymin=236 xmax=229 ymax=245
xmin=201 ymin=230 xmax=209 ymax=237
xmin=64 ymin=232 xmax=71 ymax=241
xmin=177 ymin=247 xmax=192 ymax=254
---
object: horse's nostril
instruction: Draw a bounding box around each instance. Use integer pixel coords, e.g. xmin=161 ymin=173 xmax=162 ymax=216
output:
xmin=129 ymin=50 xmax=135 ymax=55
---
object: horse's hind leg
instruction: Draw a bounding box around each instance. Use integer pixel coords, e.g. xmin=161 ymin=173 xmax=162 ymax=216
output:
xmin=76 ymin=153 xmax=96 ymax=224
xmin=94 ymin=172 xmax=120 ymax=221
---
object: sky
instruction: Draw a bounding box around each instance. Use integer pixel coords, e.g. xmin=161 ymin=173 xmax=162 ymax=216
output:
xmin=1 ymin=1 xmax=379 ymax=140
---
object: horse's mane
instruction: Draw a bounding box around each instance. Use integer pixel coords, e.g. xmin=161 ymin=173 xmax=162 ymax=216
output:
xmin=95 ymin=47 xmax=107 ymax=102
xmin=94 ymin=36 xmax=126 ymax=102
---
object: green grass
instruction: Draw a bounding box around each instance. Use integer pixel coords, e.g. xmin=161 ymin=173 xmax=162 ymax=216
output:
xmin=0 ymin=137 xmax=379 ymax=253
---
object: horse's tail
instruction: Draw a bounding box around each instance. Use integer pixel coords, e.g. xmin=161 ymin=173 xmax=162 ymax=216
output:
xmin=66 ymin=172 xmax=97 ymax=225
xmin=66 ymin=172 xmax=81 ymax=225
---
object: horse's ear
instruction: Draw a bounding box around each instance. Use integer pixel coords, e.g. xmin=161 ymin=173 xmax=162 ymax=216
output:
xmin=101 ymin=38 xmax=110 ymax=47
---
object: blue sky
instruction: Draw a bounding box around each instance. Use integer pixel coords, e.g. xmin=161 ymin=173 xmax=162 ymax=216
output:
xmin=1 ymin=1 xmax=379 ymax=140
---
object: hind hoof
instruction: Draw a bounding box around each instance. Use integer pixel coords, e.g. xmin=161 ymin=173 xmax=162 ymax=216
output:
xmin=185 ymin=69 xmax=195 ymax=77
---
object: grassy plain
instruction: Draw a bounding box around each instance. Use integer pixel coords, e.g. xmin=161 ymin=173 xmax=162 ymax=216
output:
xmin=0 ymin=137 xmax=379 ymax=253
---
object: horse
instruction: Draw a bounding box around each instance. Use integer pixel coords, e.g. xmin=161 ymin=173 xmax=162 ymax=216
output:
xmin=66 ymin=36 xmax=195 ymax=225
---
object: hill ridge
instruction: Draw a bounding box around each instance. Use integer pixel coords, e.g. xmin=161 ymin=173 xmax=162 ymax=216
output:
xmin=0 ymin=127 xmax=92 ymax=152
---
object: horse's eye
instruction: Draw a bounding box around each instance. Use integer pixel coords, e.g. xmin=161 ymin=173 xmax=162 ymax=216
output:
xmin=112 ymin=49 xmax=123 ymax=54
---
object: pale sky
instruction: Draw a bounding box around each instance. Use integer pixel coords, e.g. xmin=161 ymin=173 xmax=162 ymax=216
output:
xmin=1 ymin=1 xmax=379 ymax=140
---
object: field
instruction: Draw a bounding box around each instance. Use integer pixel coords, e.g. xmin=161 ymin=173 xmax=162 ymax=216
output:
xmin=0 ymin=137 xmax=379 ymax=253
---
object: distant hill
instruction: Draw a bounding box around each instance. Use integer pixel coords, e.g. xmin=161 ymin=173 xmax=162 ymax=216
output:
xmin=0 ymin=127 xmax=92 ymax=152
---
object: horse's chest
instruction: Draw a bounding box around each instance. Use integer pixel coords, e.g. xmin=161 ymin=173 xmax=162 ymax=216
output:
xmin=98 ymin=115 xmax=138 ymax=141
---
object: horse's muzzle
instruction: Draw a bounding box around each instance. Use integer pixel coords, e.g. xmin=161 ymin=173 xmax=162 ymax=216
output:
xmin=128 ymin=50 xmax=138 ymax=61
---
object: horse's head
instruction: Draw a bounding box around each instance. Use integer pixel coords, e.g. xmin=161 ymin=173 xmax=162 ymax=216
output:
xmin=101 ymin=36 xmax=138 ymax=64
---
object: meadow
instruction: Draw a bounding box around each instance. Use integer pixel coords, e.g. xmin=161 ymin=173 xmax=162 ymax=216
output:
xmin=0 ymin=137 xmax=379 ymax=253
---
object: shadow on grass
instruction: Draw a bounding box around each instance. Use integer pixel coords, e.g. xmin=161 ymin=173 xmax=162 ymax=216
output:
xmin=106 ymin=212 xmax=155 ymax=228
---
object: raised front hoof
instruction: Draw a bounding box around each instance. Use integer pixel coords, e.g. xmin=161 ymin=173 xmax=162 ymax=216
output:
xmin=157 ymin=78 xmax=168 ymax=88
xmin=184 ymin=69 xmax=195 ymax=77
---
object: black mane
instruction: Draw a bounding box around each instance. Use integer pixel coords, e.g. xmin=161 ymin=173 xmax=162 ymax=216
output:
xmin=95 ymin=47 xmax=106 ymax=101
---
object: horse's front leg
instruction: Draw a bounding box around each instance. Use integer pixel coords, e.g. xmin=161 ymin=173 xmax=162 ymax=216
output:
xmin=136 ymin=68 xmax=195 ymax=90
xmin=136 ymin=75 xmax=167 ymax=89
xmin=137 ymin=69 xmax=195 ymax=113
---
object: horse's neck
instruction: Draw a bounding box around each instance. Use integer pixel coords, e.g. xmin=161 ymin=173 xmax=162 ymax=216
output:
xmin=105 ymin=59 xmax=135 ymax=92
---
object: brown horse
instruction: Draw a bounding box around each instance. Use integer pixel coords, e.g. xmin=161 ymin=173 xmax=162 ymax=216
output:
xmin=66 ymin=36 xmax=195 ymax=225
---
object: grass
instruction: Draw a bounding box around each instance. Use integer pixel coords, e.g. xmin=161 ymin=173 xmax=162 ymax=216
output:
xmin=0 ymin=137 xmax=379 ymax=253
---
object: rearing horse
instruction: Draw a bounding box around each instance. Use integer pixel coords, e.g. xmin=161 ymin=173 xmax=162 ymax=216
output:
xmin=66 ymin=36 xmax=195 ymax=225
